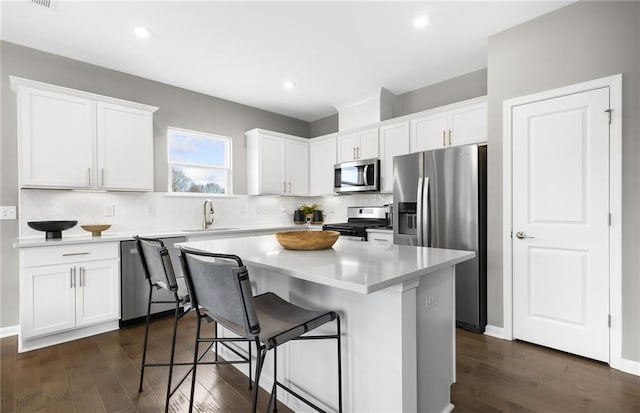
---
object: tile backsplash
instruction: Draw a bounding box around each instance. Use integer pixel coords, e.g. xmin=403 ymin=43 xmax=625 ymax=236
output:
xmin=19 ymin=189 xmax=391 ymax=238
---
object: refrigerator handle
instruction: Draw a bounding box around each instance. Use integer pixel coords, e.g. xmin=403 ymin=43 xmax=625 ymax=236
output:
xmin=424 ymin=177 xmax=431 ymax=247
xmin=416 ymin=177 xmax=424 ymax=246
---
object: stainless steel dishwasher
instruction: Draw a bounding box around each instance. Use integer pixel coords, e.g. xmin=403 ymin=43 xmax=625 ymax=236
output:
xmin=120 ymin=236 xmax=187 ymax=326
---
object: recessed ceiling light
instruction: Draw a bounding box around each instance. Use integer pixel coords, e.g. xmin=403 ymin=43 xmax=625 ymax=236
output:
xmin=413 ymin=15 xmax=430 ymax=29
xmin=134 ymin=26 xmax=151 ymax=39
xmin=283 ymin=81 xmax=296 ymax=90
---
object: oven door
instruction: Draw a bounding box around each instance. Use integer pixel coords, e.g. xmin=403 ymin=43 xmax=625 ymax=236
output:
xmin=334 ymin=158 xmax=380 ymax=193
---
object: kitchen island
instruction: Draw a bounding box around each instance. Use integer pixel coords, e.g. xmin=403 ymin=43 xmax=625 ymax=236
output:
xmin=179 ymin=235 xmax=475 ymax=413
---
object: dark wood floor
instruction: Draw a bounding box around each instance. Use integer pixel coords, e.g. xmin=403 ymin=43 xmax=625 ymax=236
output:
xmin=1 ymin=313 xmax=639 ymax=412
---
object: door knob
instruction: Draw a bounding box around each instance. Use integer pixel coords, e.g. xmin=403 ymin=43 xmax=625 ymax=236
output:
xmin=515 ymin=231 xmax=534 ymax=239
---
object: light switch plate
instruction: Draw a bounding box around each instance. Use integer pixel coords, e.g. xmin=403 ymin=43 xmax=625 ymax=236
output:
xmin=0 ymin=206 xmax=17 ymax=220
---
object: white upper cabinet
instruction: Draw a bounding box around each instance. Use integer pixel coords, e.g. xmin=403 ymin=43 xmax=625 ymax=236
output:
xmin=96 ymin=102 xmax=154 ymax=191
xmin=337 ymin=127 xmax=378 ymax=162
xmin=410 ymin=110 xmax=448 ymax=153
xmin=447 ymin=100 xmax=487 ymax=146
xmin=16 ymin=87 xmax=95 ymax=188
xmin=410 ymin=97 xmax=487 ymax=153
xmin=246 ymin=129 xmax=309 ymax=196
xmin=379 ymin=121 xmax=410 ymax=193
xmin=309 ymin=135 xmax=337 ymax=196
xmin=11 ymin=77 xmax=157 ymax=191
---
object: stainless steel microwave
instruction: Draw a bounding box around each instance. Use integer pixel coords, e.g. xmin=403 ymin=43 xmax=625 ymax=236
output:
xmin=333 ymin=158 xmax=380 ymax=193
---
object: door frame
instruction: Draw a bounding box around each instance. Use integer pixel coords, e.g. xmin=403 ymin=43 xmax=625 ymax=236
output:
xmin=502 ymin=74 xmax=622 ymax=369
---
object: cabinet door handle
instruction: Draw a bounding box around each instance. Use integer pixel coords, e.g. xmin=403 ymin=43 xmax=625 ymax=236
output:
xmin=448 ymin=129 xmax=452 ymax=146
xmin=80 ymin=267 xmax=85 ymax=287
xmin=87 ymin=167 xmax=92 ymax=186
xmin=352 ymin=147 xmax=356 ymax=159
xmin=288 ymin=182 xmax=291 ymax=193
xmin=442 ymin=130 xmax=446 ymax=146
xmin=62 ymin=252 xmax=90 ymax=257
xmin=283 ymin=181 xmax=286 ymax=193
xmin=357 ymin=146 xmax=361 ymax=159
xmin=101 ymin=168 xmax=105 ymax=186
xmin=70 ymin=267 xmax=74 ymax=288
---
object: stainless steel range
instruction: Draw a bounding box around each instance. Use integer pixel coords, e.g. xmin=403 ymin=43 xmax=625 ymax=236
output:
xmin=322 ymin=206 xmax=388 ymax=241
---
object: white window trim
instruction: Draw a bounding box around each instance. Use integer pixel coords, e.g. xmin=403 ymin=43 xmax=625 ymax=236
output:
xmin=167 ymin=126 xmax=233 ymax=195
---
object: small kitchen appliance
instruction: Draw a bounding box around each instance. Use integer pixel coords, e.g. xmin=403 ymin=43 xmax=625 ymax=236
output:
xmin=333 ymin=158 xmax=380 ymax=193
xmin=322 ymin=206 xmax=388 ymax=241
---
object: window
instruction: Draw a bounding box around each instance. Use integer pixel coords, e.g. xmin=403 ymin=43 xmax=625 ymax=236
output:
xmin=168 ymin=127 xmax=232 ymax=194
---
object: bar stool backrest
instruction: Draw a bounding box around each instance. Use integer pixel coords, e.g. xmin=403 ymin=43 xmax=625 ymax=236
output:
xmin=180 ymin=247 xmax=261 ymax=338
xmin=135 ymin=236 xmax=179 ymax=292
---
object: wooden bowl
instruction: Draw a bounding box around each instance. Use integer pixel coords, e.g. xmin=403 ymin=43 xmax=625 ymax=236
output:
xmin=275 ymin=230 xmax=339 ymax=250
xmin=81 ymin=224 xmax=111 ymax=237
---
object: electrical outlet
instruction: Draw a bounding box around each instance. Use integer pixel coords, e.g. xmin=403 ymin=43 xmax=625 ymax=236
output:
xmin=104 ymin=204 xmax=115 ymax=217
xmin=0 ymin=206 xmax=17 ymax=220
xmin=426 ymin=293 xmax=439 ymax=310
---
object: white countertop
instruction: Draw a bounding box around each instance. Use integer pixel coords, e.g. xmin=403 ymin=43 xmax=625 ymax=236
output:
xmin=13 ymin=224 xmax=321 ymax=248
xmin=179 ymin=235 xmax=475 ymax=294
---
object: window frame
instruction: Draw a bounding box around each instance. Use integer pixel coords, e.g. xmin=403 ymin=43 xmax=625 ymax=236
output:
xmin=167 ymin=126 xmax=233 ymax=195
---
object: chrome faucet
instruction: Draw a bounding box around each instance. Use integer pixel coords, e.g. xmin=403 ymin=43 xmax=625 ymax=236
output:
xmin=202 ymin=199 xmax=215 ymax=229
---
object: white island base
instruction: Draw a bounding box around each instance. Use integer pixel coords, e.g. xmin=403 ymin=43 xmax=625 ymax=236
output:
xmin=180 ymin=236 xmax=474 ymax=413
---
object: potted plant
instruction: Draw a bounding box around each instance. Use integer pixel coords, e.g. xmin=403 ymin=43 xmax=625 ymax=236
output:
xmin=298 ymin=203 xmax=321 ymax=223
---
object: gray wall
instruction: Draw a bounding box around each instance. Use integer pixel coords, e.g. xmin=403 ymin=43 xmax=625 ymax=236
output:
xmin=487 ymin=1 xmax=640 ymax=361
xmin=309 ymin=69 xmax=488 ymax=137
xmin=0 ymin=41 xmax=309 ymax=328
xmin=393 ymin=68 xmax=488 ymax=118
xmin=309 ymin=113 xmax=339 ymax=138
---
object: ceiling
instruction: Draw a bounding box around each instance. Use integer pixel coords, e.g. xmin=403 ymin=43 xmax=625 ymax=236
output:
xmin=1 ymin=1 xmax=570 ymax=122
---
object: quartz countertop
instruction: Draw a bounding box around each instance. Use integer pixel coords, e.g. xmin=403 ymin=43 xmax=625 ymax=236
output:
xmin=179 ymin=235 xmax=475 ymax=294
xmin=13 ymin=224 xmax=321 ymax=248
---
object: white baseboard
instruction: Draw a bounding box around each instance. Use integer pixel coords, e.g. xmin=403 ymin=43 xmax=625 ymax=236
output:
xmin=0 ymin=325 xmax=19 ymax=338
xmin=483 ymin=325 xmax=506 ymax=339
xmin=619 ymin=358 xmax=640 ymax=376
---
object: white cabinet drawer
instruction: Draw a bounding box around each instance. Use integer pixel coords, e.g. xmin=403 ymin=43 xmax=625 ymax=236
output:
xmin=366 ymin=230 xmax=393 ymax=243
xmin=21 ymin=243 xmax=119 ymax=267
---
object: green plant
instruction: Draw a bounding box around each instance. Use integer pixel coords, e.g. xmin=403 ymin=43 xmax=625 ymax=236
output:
xmin=298 ymin=203 xmax=320 ymax=214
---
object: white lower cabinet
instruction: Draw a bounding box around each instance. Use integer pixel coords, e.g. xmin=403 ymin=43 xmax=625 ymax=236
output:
xmin=19 ymin=243 xmax=120 ymax=350
xmin=366 ymin=230 xmax=394 ymax=243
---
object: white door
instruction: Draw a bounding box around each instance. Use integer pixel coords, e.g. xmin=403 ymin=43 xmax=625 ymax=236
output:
xmin=447 ymin=101 xmax=487 ymax=146
xmin=512 ymin=87 xmax=610 ymax=362
xmin=410 ymin=111 xmax=447 ymax=152
xmin=22 ymin=265 xmax=76 ymax=338
xmin=259 ymin=134 xmax=286 ymax=194
xmin=76 ymin=260 xmax=120 ymax=326
xmin=285 ymin=140 xmax=309 ymax=196
xmin=19 ymin=88 xmax=94 ymax=188
xmin=380 ymin=121 xmax=409 ymax=192
xmin=337 ymin=133 xmax=359 ymax=162
xmin=97 ymin=102 xmax=153 ymax=191
xmin=357 ymin=128 xmax=379 ymax=160
xmin=309 ymin=137 xmax=336 ymax=196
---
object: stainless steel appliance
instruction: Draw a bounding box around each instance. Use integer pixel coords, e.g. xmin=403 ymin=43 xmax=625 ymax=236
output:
xmin=322 ymin=206 xmax=388 ymax=241
xmin=393 ymin=144 xmax=487 ymax=332
xmin=334 ymin=158 xmax=380 ymax=193
xmin=120 ymin=236 xmax=187 ymax=326
xmin=384 ymin=203 xmax=393 ymax=228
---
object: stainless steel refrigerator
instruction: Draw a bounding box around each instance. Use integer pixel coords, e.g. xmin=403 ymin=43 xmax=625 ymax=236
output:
xmin=393 ymin=144 xmax=487 ymax=333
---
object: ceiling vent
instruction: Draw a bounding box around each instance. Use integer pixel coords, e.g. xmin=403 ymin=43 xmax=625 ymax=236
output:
xmin=31 ymin=0 xmax=53 ymax=8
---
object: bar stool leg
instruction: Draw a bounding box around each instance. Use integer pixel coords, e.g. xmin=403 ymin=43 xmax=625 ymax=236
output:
xmin=248 ymin=340 xmax=253 ymax=389
xmin=273 ymin=347 xmax=278 ymax=412
xmin=164 ymin=300 xmax=180 ymax=413
xmin=252 ymin=344 xmax=267 ymax=413
xmin=188 ymin=316 xmax=202 ymax=413
xmin=138 ymin=287 xmax=154 ymax=393
xmin=337 ymin=315 xmax=343 ymax=413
